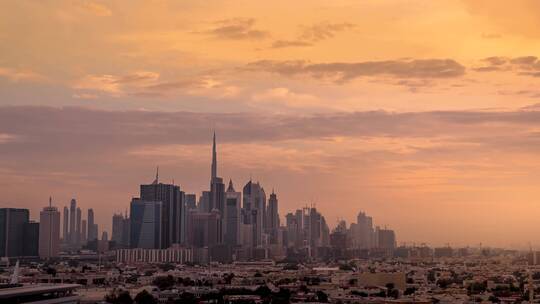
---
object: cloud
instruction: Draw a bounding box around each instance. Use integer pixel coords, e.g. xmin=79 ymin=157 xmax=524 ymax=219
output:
xmin=271 ymin=40 xmax=313 ymax=49
xmin=270 ymin=22 xmax=355 ymax=49
xmin=473 ymin=56 xmax=540 ymax=76
xmin=73 ymin=71 xmax=163 ymax=96
xmin=0 ymin=67 xmax=45 ymax=82
xmin=251 ymin=87 xmax=321 ymax=108
xmin=298 ymin=22 xmax=355 ymax=42
xmin=204 ymin=18 xmax=269 ymax=40
xmin=246 ymin=59 xmax=466 ymax=82
xmin=1 ymin=106 xmax=540 ymax=154
xmin=80 ymin=1 xmax=112 ymax=17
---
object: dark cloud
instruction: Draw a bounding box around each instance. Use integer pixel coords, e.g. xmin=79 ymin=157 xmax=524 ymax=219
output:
xmin=205 ymin=18 xmax=269 ymax=40
xmin=1 ymin=106 xmax=540 ymax=158
xmin=246 ymin=59 xmax=466 ymax=82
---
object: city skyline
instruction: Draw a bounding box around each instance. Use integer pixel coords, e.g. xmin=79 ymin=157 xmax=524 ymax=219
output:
xmin=3 ymin=1 xmax=540 ymax=248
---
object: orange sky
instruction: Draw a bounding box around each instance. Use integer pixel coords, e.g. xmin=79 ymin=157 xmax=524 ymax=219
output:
xmin=2 ymin=1 xmax=540 ymax=248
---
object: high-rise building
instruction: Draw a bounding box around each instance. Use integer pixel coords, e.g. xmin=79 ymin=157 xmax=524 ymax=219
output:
xmin=69 ymin=199 xmax=77 ymax=245
xmin=130 ymin=198 xmax=162 ymax=249
xmin=62 ymin=206 xmax=69 ymax=243
xmin=0 ymin=208 xmax=30 ymax=257
xmin=209 ymin=132 xmax=225 ymax=216
xmin=76 ymin=207 xmax=81 ymax=245
xmin=186 ymin=209 xmax=221 ymax=248
xmin=23 ymin=221 xmax=40 ymax=257
xmin=242 ymin=180 xmax=266 ymax=247
xmin=87 ymin=208 xmax=97 ymax=241
xmin=140 ymin=170 xmax=185 ymax=248
xmin=377 ymin=228 xmax=396 ymax=250
xmin=81 ymin=219 xmax=87 ymax=244
xmin=121 ymin=213 xmax=130 ymax=248
xmin=267 ymin=190 xmax=279 ymax=244
xmin=112 ymin=213 xmax=128 ymax=247
xmin=353 ymin=211 xmax=374 ymax=249
xmin=39 ymin=198 xmax=60 ymax=259
xmin=185 ymin=194 xmax=197 ymax=210
xmin=112 ymin=213 xmax=123 ymax=243
xmin=224 ymin=179 xmax=241 ymax=246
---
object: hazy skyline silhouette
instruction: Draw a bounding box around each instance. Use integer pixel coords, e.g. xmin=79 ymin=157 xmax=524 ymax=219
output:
xmin=2 ymin=1 xmax=540 ymax=248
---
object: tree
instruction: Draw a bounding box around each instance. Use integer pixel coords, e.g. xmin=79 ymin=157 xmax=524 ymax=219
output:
xmin=153 ymin=275 xmax=175 ymax=290
xmin=45 ymin=267 xmax=57 ymax=277
xmin=105 ymin=290 xmax=133 ymax=304
xmin=134 ymin=290 xmax=157 ymax=304
xmin=316 ymin=290 xmax=329 ymax=302
xmin=176 ymin=292 xmax=197 ymax=304
xmin=158 ymin=263 xmax=175 ymax=272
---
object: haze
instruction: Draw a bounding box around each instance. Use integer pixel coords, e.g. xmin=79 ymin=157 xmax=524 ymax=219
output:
xmin=2 ymin=0 xmax=540 ymax=248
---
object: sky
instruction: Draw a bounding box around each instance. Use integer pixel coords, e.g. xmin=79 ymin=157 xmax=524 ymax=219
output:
xmin=2 ymin=0 xmax=540 ymax=248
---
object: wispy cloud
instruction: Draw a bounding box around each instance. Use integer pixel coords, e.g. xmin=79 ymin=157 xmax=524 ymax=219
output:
xmin=79 ymin=1 xmax=112 ymax=17
xmin=203 ymin=18 xmax=269 ymax=40
xmin=271 ymin=22 xmax=355 ymax=49
xmin=246 ymin=59 xmax=466 ymax=82
xmin=0 ymin=67 xmax=45 ymax=82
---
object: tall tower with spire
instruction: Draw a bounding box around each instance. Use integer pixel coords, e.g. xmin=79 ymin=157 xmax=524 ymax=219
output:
xmin=209 ymin=132 xmax=225 ymax=244
xmin=211 ymin=131 xmax=217 ymax=180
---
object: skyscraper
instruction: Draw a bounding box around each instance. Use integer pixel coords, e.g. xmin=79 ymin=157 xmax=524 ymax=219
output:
xmin=267 ymin=190 xmax=279 ymax=244
xmin=355 ymin=211 xmax=374 ymax=249
xmin=62 ymin=206 xmax=69 ymax=243
xmin=377 ymin=228 xmax=396 ymax=250
xmin=130 ymin=198 xmax=162 ymax=249
xmin=23 ymin=221 xmax=40 ymax=257
xmin=39 ymin=198 xmax=60 ymax=259
xmin=224 ymin=179 xmax=241 ymax=246
xmin=112 ymin=213 xmax=124 ymax=245
xmin=140 ymin=171 xmax=185 ymax=248
xmin=121 ymin=212 xmax=130 ymax=248
xmin=87 ymin=208 xmax=97 ymax=241
xmin=186 ymin=209 xmax=221 ymax=248
xmin=76 ymin=207 xmax=81 ymax=245
xmin=185 ymin=194 xmax=197 ymax=210
xmin=69 ymin=199 xmax=76 ymax=245
xmin=242 ymin=180 xmax=266 ymax=247
xmin=81 ymin=219 xmax=87 ymax=244
xmin=0 ymin=208 xmax=30 ymax=257
xmin=209 ymin=132 xmax=226 ymax=216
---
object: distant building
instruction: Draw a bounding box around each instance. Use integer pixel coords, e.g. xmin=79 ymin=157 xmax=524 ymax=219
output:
xmin=224 ymin=179 xmax=241 ymax=246
xmin=112 ymin=214 xmax=124 ymax=244
xmin=0 ymin=208 xmax=30 ymax=257
xmin=111 ymin=212 xmax=130 ymax=248
xmin=23 ymin=221 xmax=40 ymax=257
xmin=242 ymin=180 xmax=266 ymax=247
xmin=87 ymin=208 xmax=97 ymax=242
xmin=62 ymin=206 xmax=69 ymax=243
xmin=267 ymin=190 xmax=279 ymax=244
xmin=186 ymin=210 xmax=221 ymax=248
xmin=39 ymin=199 xmax=60 ymax=259
xmin=116 ymin=246 xmax=193 ymax=264
xmin=377 ymin=228 xmax=396 ymax=250
xmin=69 ymin=199 xmax=76 ymax=245
xmin=140 ymin=170 xmax=185 ymax=248
xmin=81 ymin=219 xmax=87 ymax=244
xmin=185 ymin=194 xmax=197 ymax=210
xmin=130 ymin=198 xmax=162 ymax=249
xmin=75 ymin=207 xmax=81 ymax=245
